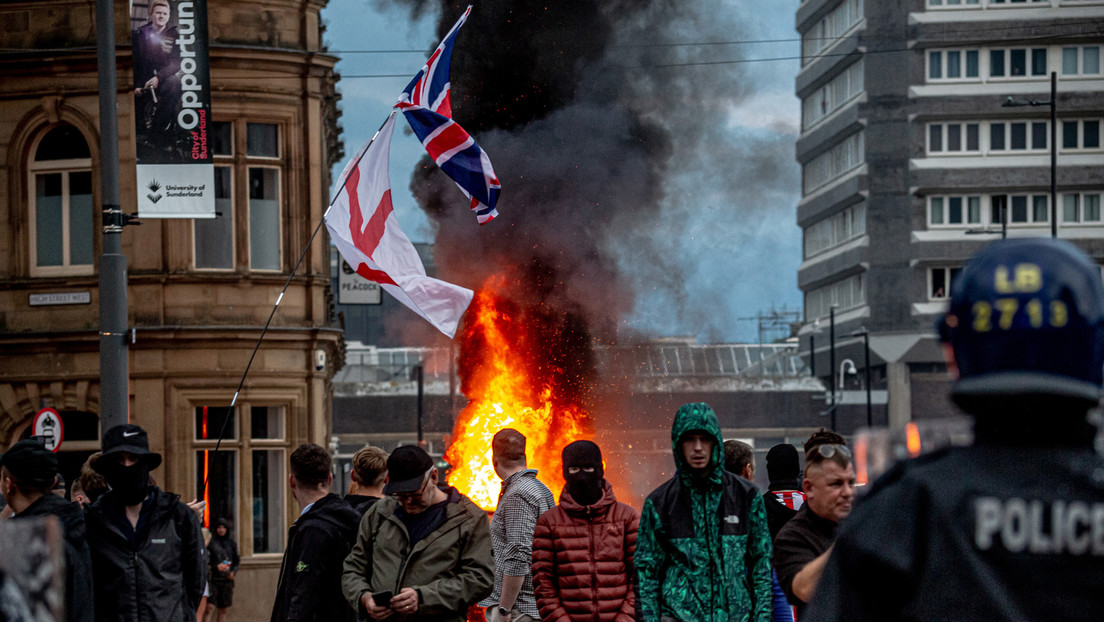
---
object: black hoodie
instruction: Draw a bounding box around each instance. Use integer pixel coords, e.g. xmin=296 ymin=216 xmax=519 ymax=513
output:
xmin=207 ymin=518 xmax=240 ymax=580
xmin=16 ymin=494 xmax=94 ymax=622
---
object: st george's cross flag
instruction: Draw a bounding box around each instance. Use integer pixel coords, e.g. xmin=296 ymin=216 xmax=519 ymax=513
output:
xmin=325 ymin=114 xmax=473 ymax=338
xmin=396 ymin=5 xmax=500 ymax=225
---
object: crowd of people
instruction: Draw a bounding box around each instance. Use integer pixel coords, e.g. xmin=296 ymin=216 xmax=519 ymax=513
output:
xmin=3 ymin=237 xmax=1104 ymax=621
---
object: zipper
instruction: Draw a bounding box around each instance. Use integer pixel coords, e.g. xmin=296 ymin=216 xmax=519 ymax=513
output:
xmin=588 ymin=518 xmax=598 ymax=616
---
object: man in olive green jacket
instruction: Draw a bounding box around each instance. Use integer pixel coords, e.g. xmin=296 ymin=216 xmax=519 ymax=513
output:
xmin=342 ymin=446 xmax=494 ymax=621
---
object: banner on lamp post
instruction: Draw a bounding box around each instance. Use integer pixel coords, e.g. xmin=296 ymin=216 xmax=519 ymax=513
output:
xmin=130 ymin=0 xmax=215 ymax=218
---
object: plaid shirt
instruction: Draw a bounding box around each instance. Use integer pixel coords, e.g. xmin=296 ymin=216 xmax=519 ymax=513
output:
xmin=479 ymin=469 xmax=555 ymax=617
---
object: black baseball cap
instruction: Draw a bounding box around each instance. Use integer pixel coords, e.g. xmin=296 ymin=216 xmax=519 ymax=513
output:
xmin=92 ymin=424 xmax=163 ymax=472
xmin=0 ymin=437 xmax=58 ymax=488
xmin=383 ymin=446 xmax=434 ymax=494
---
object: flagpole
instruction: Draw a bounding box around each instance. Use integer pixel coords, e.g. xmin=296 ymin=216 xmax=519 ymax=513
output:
xmin=203 ymin=109 xmax=400 ymax=484
xmin=325 ymin=110 xmax=399 ymax=218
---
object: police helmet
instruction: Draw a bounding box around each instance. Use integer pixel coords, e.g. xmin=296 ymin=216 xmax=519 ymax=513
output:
xmin=938 ymin=238 xmax=1104 ymax=405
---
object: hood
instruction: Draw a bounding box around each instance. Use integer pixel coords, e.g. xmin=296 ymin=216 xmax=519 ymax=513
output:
xmin=212 ymin=517 xmax=232 ymax=539
xmin=20 ymin=494 xmax=87 ymax=547
xmin=670 ymin=402 xmax=723 ymax=485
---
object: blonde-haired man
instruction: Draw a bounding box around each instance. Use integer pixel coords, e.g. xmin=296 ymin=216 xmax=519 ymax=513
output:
xmin=345 ymin=446 xmax=388 ymax=516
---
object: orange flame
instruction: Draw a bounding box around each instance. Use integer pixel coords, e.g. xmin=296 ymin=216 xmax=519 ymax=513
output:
xmin=444 ymin=281 xmax=592 ymax=510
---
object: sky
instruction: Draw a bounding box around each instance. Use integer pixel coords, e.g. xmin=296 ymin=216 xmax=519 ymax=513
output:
xmin=320 ymin=0 xmax=804 ymax=344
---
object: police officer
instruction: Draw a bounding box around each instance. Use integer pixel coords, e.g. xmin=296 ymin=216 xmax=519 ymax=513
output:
xmin=806 ymin=238 xmax=1104 ymax=621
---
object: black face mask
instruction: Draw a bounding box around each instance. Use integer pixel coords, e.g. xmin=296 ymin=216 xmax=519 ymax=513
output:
xmin=105 ymin=463 xmax=151 ymax=506
xmin=565 ymin=470 xmax=603 ymax=506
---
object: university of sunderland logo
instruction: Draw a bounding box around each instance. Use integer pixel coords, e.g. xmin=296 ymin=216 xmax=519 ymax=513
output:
xmin=147 ymin=179 xmax=163 ymax=204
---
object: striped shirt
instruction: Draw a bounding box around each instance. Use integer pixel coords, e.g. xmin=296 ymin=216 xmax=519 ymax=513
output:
xmin=773 ymin=489 xmax=806 ymax=511
xmin=479 ymin=469 xmax=555 ymax=617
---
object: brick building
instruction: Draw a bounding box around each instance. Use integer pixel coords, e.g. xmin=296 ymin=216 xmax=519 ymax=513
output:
xmin=0 ymin=2 xmax=343 ymax=617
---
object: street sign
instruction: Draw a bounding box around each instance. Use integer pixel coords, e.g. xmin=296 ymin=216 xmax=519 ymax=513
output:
xmin=338 ymin=260 xmax=382 ymax=304
xmin=32 ymin=407 xmax=64 ymax=453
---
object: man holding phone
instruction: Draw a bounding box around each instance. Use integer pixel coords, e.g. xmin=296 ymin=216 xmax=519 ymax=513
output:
xmin=342 ymin=445 xmax=494 ymax=621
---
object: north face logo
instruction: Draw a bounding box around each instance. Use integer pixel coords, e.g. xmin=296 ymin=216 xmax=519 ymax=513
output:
xmin=724 ymin=515 xmax=740 ymax=525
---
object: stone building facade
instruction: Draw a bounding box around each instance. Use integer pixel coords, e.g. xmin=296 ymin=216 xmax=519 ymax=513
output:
xmin=0 ymin=1 xmax=343 ymax=617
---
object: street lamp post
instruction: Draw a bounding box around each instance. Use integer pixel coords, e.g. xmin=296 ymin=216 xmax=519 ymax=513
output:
xmin=851 ymin=328 xmax=873 ymax=428
xmin=829 ymin=305 xmax=837 ymax=431
xmin=1003 ymin=71 xmax=1057 ymax=238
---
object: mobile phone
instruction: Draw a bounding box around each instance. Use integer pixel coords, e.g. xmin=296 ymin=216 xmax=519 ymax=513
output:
xmin=371 ymin=590 xmax=393 ymax=607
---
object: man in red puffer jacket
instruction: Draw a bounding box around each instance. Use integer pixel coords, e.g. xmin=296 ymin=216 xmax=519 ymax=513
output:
xmin=532 ymin=440 xmax=639 ymax=622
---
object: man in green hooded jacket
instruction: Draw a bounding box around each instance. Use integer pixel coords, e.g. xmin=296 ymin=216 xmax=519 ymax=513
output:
xmin=636 ymin=402 xmax=772 ymax=622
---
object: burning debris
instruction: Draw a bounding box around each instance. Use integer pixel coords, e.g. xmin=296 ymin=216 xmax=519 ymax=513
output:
xmin=445 ymin=275 xmax=594 ymax=509
xmin=368 ymin=0 xmax=793 ymax=505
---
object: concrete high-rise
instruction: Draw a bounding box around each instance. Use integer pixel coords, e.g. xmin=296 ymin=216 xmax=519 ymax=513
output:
xmin=794 ymin=0 xmax=1104 ymax=429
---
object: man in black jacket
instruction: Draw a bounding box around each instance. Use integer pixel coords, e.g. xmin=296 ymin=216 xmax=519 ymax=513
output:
xmin=1 ymin=437 xmax=94 ymax=622
xmin=271 ymin=444 xmax=360 ymax=622
xmin=85 ymin=424 xmax=206 ymax=622
xmin=807 ymin=238 xmax=1104 ymax=621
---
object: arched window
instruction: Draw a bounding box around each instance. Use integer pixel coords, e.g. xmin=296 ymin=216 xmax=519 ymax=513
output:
xmin=29 ymin=124 xmax=94 ymax=277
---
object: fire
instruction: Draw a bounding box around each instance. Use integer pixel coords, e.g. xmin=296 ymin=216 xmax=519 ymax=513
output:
xmin=444 ymin=280 xmax=592 ymax=510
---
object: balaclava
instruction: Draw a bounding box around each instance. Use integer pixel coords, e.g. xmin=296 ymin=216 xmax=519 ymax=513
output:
xmin=562 ymin=440 xmax=604 ymax=506
xmin=766 ymin=443 xmax=801 ymax=490
xmin=102 ymin=461 xmax=151 ymax=506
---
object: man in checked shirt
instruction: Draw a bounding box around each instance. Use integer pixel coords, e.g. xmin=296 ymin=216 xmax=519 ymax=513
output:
xmin=480 ymin=428 xmax=556 ymax=622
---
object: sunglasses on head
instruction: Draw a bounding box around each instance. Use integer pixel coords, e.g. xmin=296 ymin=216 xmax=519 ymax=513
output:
xmin=808 ymin=443 xmax=852 ymax=461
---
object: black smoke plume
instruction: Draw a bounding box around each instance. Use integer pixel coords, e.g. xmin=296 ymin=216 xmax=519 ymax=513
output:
xmin=375 ymin=0 xmax=797 ymax=345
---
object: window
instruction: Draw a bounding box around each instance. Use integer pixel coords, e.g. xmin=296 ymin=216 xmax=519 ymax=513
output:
xmin=1061 ymin=119 xmax=1102 ymax=151
xmin=929 ymin=267 xmax=963 ymax=300
xmin=929 ymin=196 xmax=982 ymax=226
xmin=194 ymin=167 xmax=234 ymax=269
xmin=1004 ymin=194 xmax=1049 ymax=224
xmin=195 ymin=403 xmax=287 ymax=555
xmin=989 ymin=120 xmax=1049 ymax=152
xmin=1063 ymin=192 xmax=1103 ymax=224
xmin=928 ymin=49 xmax=980 ymax=81
xmin=990 ymin=48 xmax=1048 ymax=78
xmin=927 ymin=123 xmax=980 ymax=154
xmin=801 ymin=0 xmax=863 ymax=65
xmin=805 ymin=273 xmax=865 ymax=321
xmin=28 ymin=125 xmax=94 ymax=277
xmin=991 ymin=50 xmax=1005 ymax=77
xmin=928 ymin=0 xmax=980 ymax=7
xmin=194 ymin=121 xmax=283 ymax=272
xmin=249 ymin=168 xmax=280 ymax=270
xmin=925 ymin=193 xmax=1087 ymax=230
xmin=1061 ymin=46 xmax=1101 ymax=77
xmin=802 ymin=60 xmax=864 ymax=130
xmin=803 ymin=132 xmax=864 ymax=194
xmin=803 ymin=203 xmax=867 ymax=258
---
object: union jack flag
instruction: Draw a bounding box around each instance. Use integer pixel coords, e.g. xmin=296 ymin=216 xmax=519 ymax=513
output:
xmin=403 ymin=106 xmax=500 ymax=224
xmin=396 ymin=5 xmax=470 ymax=116
xmin=395 ymin=5 xmax=500 ymax=225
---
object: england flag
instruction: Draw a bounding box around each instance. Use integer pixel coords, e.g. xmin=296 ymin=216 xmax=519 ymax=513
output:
xmin=326 ymin=114 xmax=473 ymax=338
